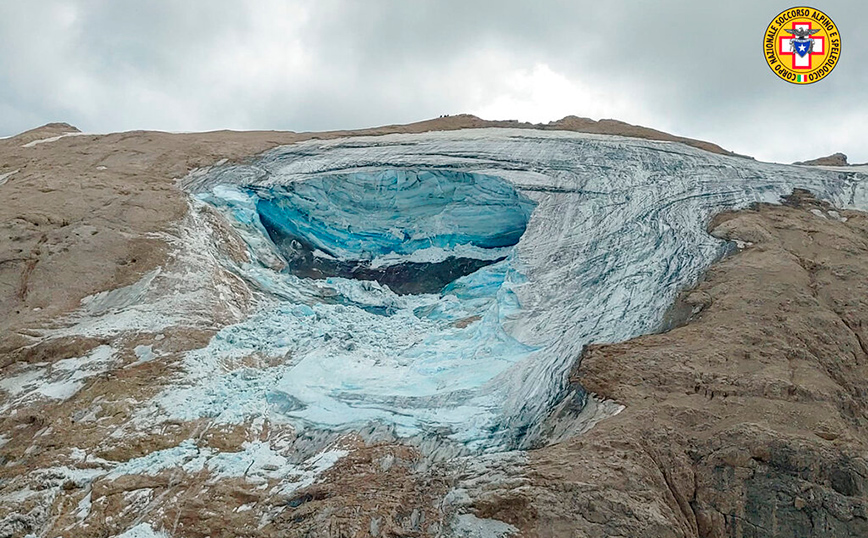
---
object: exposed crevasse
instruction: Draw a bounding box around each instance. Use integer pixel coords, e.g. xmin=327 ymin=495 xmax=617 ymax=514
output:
xmin=162 ymin=128 xmax=867 ymax=451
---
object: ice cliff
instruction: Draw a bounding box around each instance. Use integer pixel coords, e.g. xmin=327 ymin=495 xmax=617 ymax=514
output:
xmin=163 ymin=128 xmax=867 ymax=452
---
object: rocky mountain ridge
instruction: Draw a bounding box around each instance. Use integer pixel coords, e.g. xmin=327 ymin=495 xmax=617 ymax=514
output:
xmin=1 ymin=118 xmax=867 ymax=538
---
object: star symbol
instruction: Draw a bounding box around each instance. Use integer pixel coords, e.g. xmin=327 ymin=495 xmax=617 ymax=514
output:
xmin=798 ymin=44 xmax=807 ymax=51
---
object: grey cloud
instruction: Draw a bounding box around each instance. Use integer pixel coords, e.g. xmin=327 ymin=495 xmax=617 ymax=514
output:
xmin=0 ymin=1 xmax=865 ymax=162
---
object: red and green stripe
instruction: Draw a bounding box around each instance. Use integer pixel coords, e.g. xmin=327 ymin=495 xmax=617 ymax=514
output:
xmin=797 ymin=74 xmax=805 ymax=82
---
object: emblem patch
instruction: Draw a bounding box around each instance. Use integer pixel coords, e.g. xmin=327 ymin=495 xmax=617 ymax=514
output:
xmin=764 ymin=7 xmax=840 ymax=84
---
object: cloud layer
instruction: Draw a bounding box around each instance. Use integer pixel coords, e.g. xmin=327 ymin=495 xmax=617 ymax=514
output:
xmin=1 ymin=0 xmax=865 ymax=163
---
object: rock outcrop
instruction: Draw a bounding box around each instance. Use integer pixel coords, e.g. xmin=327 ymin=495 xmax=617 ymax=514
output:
xmin=795 ymin=152 xmax=849 ymax=166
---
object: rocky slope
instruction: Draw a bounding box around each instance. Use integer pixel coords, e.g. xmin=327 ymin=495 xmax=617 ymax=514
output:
xmin=494 ymin=190 xmax=868 ymax=537
xmin=0 ymin=118 xmax=867 ymax=538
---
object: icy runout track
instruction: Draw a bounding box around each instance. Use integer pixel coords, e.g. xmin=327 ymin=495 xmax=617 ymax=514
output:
xmin=167 ymin=129 xmax=868 ymax=452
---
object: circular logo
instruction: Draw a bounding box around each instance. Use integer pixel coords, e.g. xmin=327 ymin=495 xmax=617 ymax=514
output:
xmin=764 ymin=7 xmax=841 ymax=84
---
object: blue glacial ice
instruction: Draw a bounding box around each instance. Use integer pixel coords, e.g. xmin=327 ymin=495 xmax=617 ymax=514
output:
xmin=255 ymin=170 xmax=534 ymax=259
xmin=167 ymin=169 xmax=540 ymax=446
xmin=163 ymin=128 xmax=868 ymax=451
xmin=250 ymin=170 xmax=535 ymax=294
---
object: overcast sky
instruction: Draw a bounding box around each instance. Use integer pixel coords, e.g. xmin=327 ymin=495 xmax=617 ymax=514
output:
xmin=1 ymin=1 xmax=865 ymax=163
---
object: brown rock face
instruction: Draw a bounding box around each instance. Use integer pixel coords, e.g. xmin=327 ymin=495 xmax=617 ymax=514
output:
xmin=795 ymin=152 xmax=849 ymax=166
xmin=488 ymin=190 xmax=868 ymax=537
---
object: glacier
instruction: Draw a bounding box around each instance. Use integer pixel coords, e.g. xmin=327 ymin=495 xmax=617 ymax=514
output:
xmin=157 ymin=128 xmax=868 ymax=452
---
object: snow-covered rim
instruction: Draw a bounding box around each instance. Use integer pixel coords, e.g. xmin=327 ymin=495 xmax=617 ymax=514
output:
xmin=20 ymin=131 xmax=90 ymax=148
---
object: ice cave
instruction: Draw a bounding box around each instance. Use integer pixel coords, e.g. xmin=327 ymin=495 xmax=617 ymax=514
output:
xmin=252 ymin=170 xmax=536 ymax=294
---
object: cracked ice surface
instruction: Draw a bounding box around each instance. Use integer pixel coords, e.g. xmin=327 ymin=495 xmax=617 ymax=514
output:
xmin=162 ymin=129 xmax=868 ymax=451
xmin=162 ymin=170 xmax=539 ymax=446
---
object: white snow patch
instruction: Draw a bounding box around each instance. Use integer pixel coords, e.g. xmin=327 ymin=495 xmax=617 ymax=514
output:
xmin=277 ymin=447 xmax=349 ymax=495
xmin=36 ymin=466 xmax=108 ymax=487
xmin=76 ymin=491 xmax=92 ymax=521
xmin=112 ymin=523 xmax=169 ymax=538
xmin=0 ymin=169 xmax=18 ymax=186
xmin=54 ymin=345 xmax=115 ymax=378
xmin=104 ymin=438 xmax=347 ymax=494
xmin=369 ymin=244 xmax=512 ymax=269
xmin=0 ymin=368 xmax=47 ymax=396
xmin=0 ymin=346 xmax=115 ymax=411
xmin=21 ymin=131 xmax=87 ymax=148
xmin=79 ymin=270 xmax=161 ymax=316
xmin=0 ymin=487 xmax=39 ymax=503
xmin=127 ymin=345 xmax=157 ymax=367
xmin=35 ymin=379 xmax=84 ymax=400
xmin=135 ymin=345 xmax=154 ymax=360
xmin=451 ymin=514 xmax=517 ymax=537
xmin=311 ymin=248 xmax=337 ymax=260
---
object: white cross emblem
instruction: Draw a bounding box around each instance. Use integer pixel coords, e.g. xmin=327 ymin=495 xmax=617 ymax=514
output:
xmin=780 ymin=23 xmax=824 ymax=68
